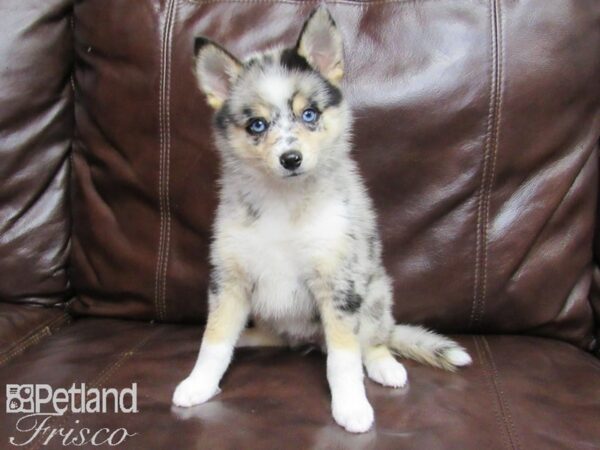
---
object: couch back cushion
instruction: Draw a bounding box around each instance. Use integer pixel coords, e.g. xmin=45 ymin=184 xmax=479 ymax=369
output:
xmin=0 ymin=0 xmax=73 ymax=306
xmin=70 ymin=0 xmax=600 ymax=348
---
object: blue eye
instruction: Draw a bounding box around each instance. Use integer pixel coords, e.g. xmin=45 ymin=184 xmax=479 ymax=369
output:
xmin=301 ymin=108 xmax=319 ymax=123
xmin=247 ymin=118 xmax=268 ymax=135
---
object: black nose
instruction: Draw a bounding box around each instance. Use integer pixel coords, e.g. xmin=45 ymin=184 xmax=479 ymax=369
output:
xmin=279 ymin=150 xmax=303 ymax=170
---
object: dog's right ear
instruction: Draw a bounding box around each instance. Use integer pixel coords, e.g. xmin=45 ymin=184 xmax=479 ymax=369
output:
xmin=194 ymin=37 xmax=242 ymax=110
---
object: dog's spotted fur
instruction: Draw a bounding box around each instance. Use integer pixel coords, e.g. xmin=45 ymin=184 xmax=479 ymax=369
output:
xmin=173 ymin=7 xmax=472 ymax=433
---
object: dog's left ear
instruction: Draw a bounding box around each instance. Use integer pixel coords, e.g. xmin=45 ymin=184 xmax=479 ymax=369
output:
xmin=296 ymin=6 xmax=344 ymax=85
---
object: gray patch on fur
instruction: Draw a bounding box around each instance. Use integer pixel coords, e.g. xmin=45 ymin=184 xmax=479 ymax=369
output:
xmin=208 ymin=265 xmax=221 ymax=295
xmin=239 ymin=192 xmax=261 ymax=223
xmin=335 ymin=281 xmax=363 ymax=314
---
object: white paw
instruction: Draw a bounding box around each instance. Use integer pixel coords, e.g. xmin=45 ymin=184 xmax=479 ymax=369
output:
xmin=172 ymin=377 xmax=220 ymax=407
xmin=332 ymin=396 xmax=374 ymax=433
xmin=444 ymin=348 xmax=472 ymax=367
xmin=366 ymin=357 xmax=408 ymax=388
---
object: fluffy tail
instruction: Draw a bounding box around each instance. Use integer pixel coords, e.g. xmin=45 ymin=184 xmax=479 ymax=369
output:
xmin=388 ymin=324 xmax=472 ymax=371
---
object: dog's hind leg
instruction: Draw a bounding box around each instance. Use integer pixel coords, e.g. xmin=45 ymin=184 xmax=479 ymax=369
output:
xmin=363 ymin=344 xmax=407 ymax=388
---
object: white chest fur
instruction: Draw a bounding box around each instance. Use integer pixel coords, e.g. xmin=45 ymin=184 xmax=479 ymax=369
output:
xmin=217 ymin=191 xmax=348 ymax=334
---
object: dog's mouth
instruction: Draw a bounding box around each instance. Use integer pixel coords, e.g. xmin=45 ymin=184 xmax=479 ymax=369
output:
xmin=283 ymin=171 xmax=305 ymax=179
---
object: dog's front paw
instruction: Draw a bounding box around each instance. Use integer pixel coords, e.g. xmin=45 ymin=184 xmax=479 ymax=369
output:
xmin=172 ymin=377 xmax=220 ymax=407
xmin=332 ymin=396 xmax=374 ymax=433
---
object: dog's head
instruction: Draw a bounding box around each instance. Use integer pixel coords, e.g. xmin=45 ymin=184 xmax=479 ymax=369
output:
xmin=193 ymin=7 xmax=350 ymax=181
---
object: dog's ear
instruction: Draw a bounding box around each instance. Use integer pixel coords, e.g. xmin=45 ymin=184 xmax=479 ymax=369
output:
xmin=296 ymin=6 xmax=344 ymax=85
xmin=194 ymin=37 xmax=242 ymax=109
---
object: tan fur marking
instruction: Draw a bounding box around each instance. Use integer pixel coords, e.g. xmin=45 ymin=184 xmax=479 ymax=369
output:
xmin=255 ymin=103 xmax=271 ymax=121
xmin=207 ymin=94 xmax=224 ymax=110
xmin=320 ymin=301 xmax=360 ymax=352
xmin=292 ymin=93 xmax=309 ymax=117
xmin=204 ymin=284 xmax=247 ymax=344
xmin=237 ymin=326 xmax=285 ymax=347
xmin=364 ymin=345 xmax=393 ymax=364
xmin=328 ymin=66 xmax=344 ymax=85
xmin=321 ymin=107 xmax=342 ymax=134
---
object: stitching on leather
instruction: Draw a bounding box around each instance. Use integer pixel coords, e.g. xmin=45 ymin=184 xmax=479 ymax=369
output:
xmin=69 ymin=14 xmax=76 ymax=94
xmin=470 ymin=0 xmax=494 ymax=330
xmin=25 ymin=326 xmax=162 ymax=450
xmin=482 ymin=337 xmax=521 ymax=450
xmin=0 ymin=331 xmax=50 ymax=366
xmin=480 ymin=0 xmax=503 ymax=329
xmin=470 ymin=0 xmax=501 ymax=331
xmin=474 ymin=336 xmax=512 ymax=450
xmin=471 ymin=163 xmax=483 ymax=329
xmin=25 ymin=328 xmax=160 ymax=450
xmin=155 ymin=0 xmax=177 ymax=321
xmin=477 ymin=0 xmax=500 ymax=328
xmin=155 ymin=4 xmax=167 ymax=321
xmin=0 ymin=312 xmax=71 ymax=367
xmin=93 ymin=327 xmax=162 ymax=388
xmin=161 ymin=0 xmax=177 ymax=320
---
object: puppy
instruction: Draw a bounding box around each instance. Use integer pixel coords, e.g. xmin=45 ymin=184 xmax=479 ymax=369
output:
xmin=173 ymin=6 xmax=471 ymax=433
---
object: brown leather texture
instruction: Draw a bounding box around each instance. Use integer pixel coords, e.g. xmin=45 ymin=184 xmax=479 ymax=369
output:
xmin=1 ymin=318 xmax=599 ymax=449
xmin=69 ymin=0 xmax=600 ymax=350
xmin=1 ymin=1 xmax=600 ymax=448
xmin=0 ymin=303 xmax=70 ymax=366
xmin=592 ymin=150 xmax=600 ymax=352
xmin=0 ymin=0 xmax=73 ymax=306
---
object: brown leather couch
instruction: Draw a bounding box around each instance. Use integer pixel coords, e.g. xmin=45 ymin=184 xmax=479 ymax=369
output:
xmin=1 ymin=1 xmax=600 ymax=448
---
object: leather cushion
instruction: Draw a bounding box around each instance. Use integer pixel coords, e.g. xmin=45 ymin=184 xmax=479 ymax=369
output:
xmin=69 ymin=0 xmax=600 ymax=348
xmin=0 ymin=318 xmax=598 ymax=449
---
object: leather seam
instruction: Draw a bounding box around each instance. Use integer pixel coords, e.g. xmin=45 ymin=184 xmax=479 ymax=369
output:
xmin=480 ymin=0 xmax=503 ymax=331
xmin=155 ymin=0 xmax=177 ymax=321
xmin=474 ymin=336 xmax=512 ymax=450
xmin=162 ymin=0 xmax=177 ymax=320
xmin=25 ymin=326 xmax=162 ymax=450
xmin=154 ymin=0 xmax=167 ymax=321
xmin=470 ymin=0 xmax=494 ymax=330
xmin=470 ymin=0 xmax=502 ymax=331
xmin=0 ymin=312 xmax=71 ymax=367
xmin=482 ymin=337 xmax=522 ymax=450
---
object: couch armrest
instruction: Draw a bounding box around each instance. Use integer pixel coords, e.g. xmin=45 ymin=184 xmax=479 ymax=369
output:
xmin=0 ymin=0 xmax=73 ymax=306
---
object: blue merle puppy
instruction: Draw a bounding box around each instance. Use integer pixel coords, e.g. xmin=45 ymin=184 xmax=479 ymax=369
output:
xmin=172 ymin=6 xmax=471 ymax=433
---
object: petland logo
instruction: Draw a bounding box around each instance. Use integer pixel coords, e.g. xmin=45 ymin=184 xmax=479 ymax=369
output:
xmin=6 ymin=383 xmax=138 ymax=447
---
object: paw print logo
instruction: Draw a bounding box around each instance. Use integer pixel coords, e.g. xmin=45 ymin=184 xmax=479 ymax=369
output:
xmin=6 ymin=385 xmax=34 ymax=413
